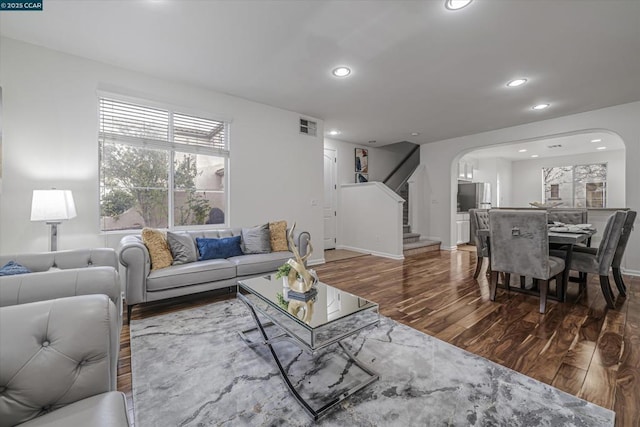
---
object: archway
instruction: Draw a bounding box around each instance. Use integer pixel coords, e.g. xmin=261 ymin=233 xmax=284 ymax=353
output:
xmin=450 ymin=130 xmax=626 ymax=245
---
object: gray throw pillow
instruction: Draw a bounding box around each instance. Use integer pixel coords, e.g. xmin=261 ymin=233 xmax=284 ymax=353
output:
xmin=167 ymin=232 xmax=198 ymax=265
xmin=241 ymin=224 xmax=271 ymax=254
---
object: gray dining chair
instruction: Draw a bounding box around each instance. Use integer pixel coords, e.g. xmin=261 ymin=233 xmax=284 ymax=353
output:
xmin=469 ymin=209 xmax=490 ymax=279
xmin=570 ymin=210 xmax=635 ymax=301
xmin=489 ymin=210 xmax=565 ymax=314
xmin=562 ymin=211 xmax=627 ymax=309
xmin=547 ymin=208 xmax=591 ymax=246
xmin=612 ymin=210 xmax=636 ymax=295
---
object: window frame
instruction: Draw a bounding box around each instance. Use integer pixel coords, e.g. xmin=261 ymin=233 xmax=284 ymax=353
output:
xmin=98 ymin=92 xmax=231 ymax=233
xmin=541 ymin=162 xmax=608 ymax=209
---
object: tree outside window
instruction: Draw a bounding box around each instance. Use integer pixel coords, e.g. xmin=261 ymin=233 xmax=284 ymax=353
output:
xmin=542 ymin=163 xmax=606 ymax=208
xmin=585 ymin=182 xmax=605 ymax=208
xmin=543 ymin=166 xmax=572 ymax=204
xmin=99 ymin=97 xmax=229 ymax=231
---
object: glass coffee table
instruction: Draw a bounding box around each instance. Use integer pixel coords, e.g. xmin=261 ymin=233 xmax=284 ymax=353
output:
xmin=237 ymin=274 xmax=379 ymax=420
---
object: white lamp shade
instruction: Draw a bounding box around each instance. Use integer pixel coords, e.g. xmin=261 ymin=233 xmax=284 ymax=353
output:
xmin=30 ymin=190 xmax=77 ymax=222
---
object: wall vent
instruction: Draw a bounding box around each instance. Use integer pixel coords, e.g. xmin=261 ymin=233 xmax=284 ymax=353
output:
xmin=547 ymin=144 xmax=562 ymax=149
xmin=300 ymin=118 xmax=317 ymax=136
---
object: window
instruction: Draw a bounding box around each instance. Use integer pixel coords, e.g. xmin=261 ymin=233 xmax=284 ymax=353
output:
xmin=542 ymin=163 xmax=607 ymax=208
xmin=99 ymin=97 xmax=229 ymax=231
xmin=586 ymin=183 xmax=605 ymax=208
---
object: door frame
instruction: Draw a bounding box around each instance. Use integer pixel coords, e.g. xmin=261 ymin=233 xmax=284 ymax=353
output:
xmin=323 ymin=147 xmax=338 ymax=250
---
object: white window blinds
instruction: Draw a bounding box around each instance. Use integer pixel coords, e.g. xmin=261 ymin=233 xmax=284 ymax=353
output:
xmin=99 ymin=97 xmax=229 ymax=155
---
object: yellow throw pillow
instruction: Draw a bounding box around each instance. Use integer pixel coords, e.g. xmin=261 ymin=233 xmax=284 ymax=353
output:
xmin=142 ymin=228 xmax=173 ymax=270
xmin=269 ymin=221 xmax=289 ymax=252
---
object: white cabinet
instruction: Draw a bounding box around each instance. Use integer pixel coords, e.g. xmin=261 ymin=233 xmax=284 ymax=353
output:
xmin=456 ymin=213 xmax=470 ymax=245
xmin=458 ymin=160 xmax=474 ymax=181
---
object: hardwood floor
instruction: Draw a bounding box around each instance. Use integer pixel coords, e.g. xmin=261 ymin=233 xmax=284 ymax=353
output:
xmin=117 ymin=249 xmax=640 ymax=426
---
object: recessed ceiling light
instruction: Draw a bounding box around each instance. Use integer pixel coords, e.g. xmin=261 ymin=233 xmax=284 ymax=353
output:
xmin=328 ymin=130 xmax=341 ymax=136
xmin=445 ymin=0 xmax=473 ymax=10
xmin=507 ymin=79 xmax=527 ymax=87
xmin=411 ymin=132 xmax=420 ymax=136
xmin=518 ymin=149 xmax=527 ymax=153
xmin=531 ymin=154 xmax=539 ymax=158
xmin=532 ymin=103 xmax=550 ymax=110
xmin=332 ymin=67 xmax=351 ymax=78
xmin=591 ymin=138 xmax=602 ymax=143
xmin=597 ymin=146 xmax=607 ymax=150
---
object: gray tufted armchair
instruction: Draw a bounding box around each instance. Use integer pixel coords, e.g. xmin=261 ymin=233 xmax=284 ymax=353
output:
xmin=0 ymin=295 xmax=130 ymax=427
xmin=0 ymin=248 xmax=118 ymax=272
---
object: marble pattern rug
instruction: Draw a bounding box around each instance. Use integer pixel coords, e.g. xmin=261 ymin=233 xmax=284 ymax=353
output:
xmin=130 ymin=299 xmax=614 ymax=426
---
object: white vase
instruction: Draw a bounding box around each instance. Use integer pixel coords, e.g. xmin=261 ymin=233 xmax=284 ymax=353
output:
xmin=282 ymin=276 xmax=289 ymax=288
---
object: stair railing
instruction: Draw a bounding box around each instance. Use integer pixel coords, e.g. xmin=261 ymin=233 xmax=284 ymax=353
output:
xmin=383 ymin=145 xmax=420 ymax=193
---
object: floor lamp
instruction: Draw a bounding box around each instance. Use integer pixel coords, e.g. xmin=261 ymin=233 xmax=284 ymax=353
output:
xmin=30 ymin=189 xmax=77 ymax=251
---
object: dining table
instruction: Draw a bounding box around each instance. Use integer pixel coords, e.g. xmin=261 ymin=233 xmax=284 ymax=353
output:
xmin=477 ymin=227 xmax=596 ymax=302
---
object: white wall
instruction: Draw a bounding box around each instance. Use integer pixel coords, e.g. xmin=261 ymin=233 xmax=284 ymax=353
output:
xmin=420 ymin=101 xmax=640 ymax=274
xmin=323 ymin=138 xmax=414 ymax=186
xmin=495 ymin=158 xmax=512 ymax=208
xmin=0 ymin=38 xmax=325 ymax=263
xmin=509 ymin=149 xmax=625 ymax=208
xmin=339 ymin=182 xmax=404 ymax=259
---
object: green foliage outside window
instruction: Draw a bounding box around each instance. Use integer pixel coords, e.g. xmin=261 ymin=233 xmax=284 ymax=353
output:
xmin=100 ymin=144 xmax=211 ymax=228
xmin=100 ymin=188 xmax=136 ymax=218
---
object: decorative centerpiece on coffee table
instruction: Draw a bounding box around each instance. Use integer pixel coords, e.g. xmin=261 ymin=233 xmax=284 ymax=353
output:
xmin=275 ymin=263 xmax=293 ymax=288
xmin=283 ymin=223 xmax=317 ymax=294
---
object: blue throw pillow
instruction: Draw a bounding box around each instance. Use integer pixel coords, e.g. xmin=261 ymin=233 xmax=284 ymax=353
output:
xmin=196 ymin=236 xmax=243 ymax=260
xmin=0 ymin=261 xmax=32 ymax=276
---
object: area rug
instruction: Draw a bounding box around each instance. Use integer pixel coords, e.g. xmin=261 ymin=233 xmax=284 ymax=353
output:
xmin=130 ymin=299 xmax=614 ymax=426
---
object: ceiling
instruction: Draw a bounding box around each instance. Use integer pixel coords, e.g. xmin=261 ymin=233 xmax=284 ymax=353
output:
xmin=463 ymin=132 xmax=625 ymax=161
xmin=1 ymin=0 xmax=639 ymax=146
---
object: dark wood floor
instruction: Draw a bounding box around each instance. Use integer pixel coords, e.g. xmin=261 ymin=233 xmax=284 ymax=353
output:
xmin=117 ymin=249 xmax=640 ymax=426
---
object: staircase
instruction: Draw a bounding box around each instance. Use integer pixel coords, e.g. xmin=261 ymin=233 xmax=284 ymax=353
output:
xmin=399 ymin=183 xmax=441 ymax=256
xmin=382 ymin=142 xmax=441 ymax=256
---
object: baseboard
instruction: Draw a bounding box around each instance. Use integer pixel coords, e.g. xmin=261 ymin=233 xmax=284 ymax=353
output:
xmin=338 ymin=245 xmax=404 ymax=261
xmin=307 ymin=258 xmax=325 ymax=266
xmin=335 ymin=245 xmax=368 ymax=254
xmin=441 ymin=245 xmax=458 ymax=251
xmin=621 ymin=268 xmax=640 ymax=277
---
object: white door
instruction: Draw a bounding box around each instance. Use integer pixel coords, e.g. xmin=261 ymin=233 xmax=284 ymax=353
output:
xmin=323 ymin=148 xmax=337 ymax=249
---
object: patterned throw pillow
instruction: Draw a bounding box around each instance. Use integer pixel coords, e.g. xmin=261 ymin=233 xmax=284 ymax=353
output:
xmin=0 ymin=261 xmax=31 ymax=276
xmin=196 ymin=236 xmax=243 ymax=260
xmin=269 ymin=220 xmax=288 ymax=252
xmin=142 ymin=228 xmax=174 ymax=270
